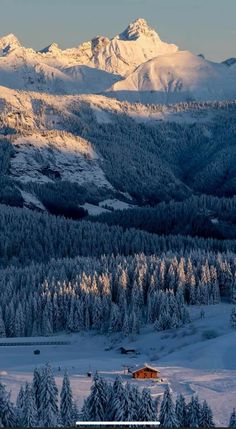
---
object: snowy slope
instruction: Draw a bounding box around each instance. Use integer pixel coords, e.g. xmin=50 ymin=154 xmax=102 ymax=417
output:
xmin=0 ymin=47 xmax=120 ymax=94
xmin=0 ymin=304 xmax=235 ymax=426
xmin=1 ymin=86 xmax=236 ymax=200
xmin=10 ymin=131 xmax=111 ymax=187
xmin=110 ymin=50 xmax=236 ymax=104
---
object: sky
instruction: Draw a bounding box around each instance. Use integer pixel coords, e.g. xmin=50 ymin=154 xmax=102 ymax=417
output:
xmin=0 ymin=0 xmax=235 ymax=62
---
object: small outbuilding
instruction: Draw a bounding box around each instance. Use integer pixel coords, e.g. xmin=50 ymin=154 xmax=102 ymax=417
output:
xmin=132 ymin=364 xmax=160 ymax=379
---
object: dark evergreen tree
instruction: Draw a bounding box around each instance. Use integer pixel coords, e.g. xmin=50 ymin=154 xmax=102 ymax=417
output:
xmin=229 ymin=409 xmax=236 ymax=428
xmin=200 ymin=400 xmax=215 ymax=428
xmin=60 ymin=371 xmax=74 ymax=427
xmin=21 ymin=383 xmax=38 ymax=428
xmin=0 ymin=382 xmax=17 ymax=428
xmin=175 ymin=394 xmax=187 ymax=427
xmin=138 ymin=388 xmax=157 ymax=421
xmin=159 ymin=386 xmax=179 ymax=427
xmin=38 ymin=364 xmax=59 ymax=427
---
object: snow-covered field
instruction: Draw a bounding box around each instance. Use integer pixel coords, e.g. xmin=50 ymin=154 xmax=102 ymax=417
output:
xmin=0 ymin=303 xmax=235 ymax=426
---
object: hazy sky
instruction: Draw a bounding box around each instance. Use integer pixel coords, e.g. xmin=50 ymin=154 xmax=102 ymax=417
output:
xmin=1 ymin=0 xmax=235 ymax=61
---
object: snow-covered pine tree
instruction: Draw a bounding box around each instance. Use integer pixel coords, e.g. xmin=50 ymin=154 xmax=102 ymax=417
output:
xmin=0 ymin=382 xmax=17 ymax=427
xmin=16 ymin=384 xmax=25 ymax=425
xmin=126 ymin=383 xmax=141 ymax=421
xmin=199 ymin=400 xmax=215 ymax=428
xmin=187 ymin=395 xmax=201 ymax=428
xmin=14 ymin=303 xmax=25 ymax=337
xmin=122 ymin=312 xmax=131 ymax=336
xmin=38 ymin=364 xmax=59 ymax=427
xmin=138 ymin=388 xmax=157 ymax=421
xmin=80 ymin=398 xmax=90 ymax=422
xmin=21 ymin=382 xmax=38 ymax=428
xmin=107 ymin=376 xmax=125 ymax=421
xmin=175 ymin=394 xmax=187 ymax=427
xmin=159 ymin=386 xmax=179 ymax=427
xmin=109 ymin=303 xmax=121 ymax=333
xmin=83 ymin=374 xmax=110 ymax=421
xmin=60 ymin=371 xmax=74 ymax=427
xmin=72 ymin=401 xmax=79 ymax=425
xmin=32 ymin=367 xmax=42 ymax=412
xmin=112 ymin=382 xmax=134 ymax=422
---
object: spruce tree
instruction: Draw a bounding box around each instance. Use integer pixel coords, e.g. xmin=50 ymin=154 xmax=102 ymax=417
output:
xmin=60 ymin=371 xmax=74 ymax=427
xmin=0 ymin=382 xmax=17 ymax=428
xmin=126 ymin=384 xmax=141 ymax=421
xmin=32 ymin=367 xmax=42 ymax=412
xmin=199 ymin=400 xmax=214 ymax=427
xmin=113 ymin=382 xmax=133 ymax=421
xmin=159 ymin=386 xmax=179 ymax=427
xmin=108 ymin=376 xmax=125 ymax=421
xmin=16 ymin=384 xmax=25 ymax=425
xmin=21 ymin=383 xmax=38 ymax=428
xmin=138 ymin=388 xmax=157 ymax=421
xmin=38 ymin=364 xmax=59 ymax=427
xmin=83 ymin=374 xmax=109 ymax=421
xmin=187 ymin=395 xmax=201 ymax=428
xmin=175 ymin=394 xmax=187 ymax=427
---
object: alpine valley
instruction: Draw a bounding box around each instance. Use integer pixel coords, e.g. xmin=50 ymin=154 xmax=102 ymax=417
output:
xmin=1 ymin=18 xmax=236 ymax=428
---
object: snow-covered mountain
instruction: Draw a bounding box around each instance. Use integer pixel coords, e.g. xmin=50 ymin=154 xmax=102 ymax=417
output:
xmin=0 ymin=19 xmax=235 ymax=104
xmin=0 ymin=19 xmax=236 ymax=210
xmin=62 ymin=18 xmax=178 ymax=76
xmin=1 ymin=85 xmax=236 ymax=208
xmin=0 ymin=18 xmax=178 ymax=95
xmin=110 ymin=50 xmax=236 ymax=104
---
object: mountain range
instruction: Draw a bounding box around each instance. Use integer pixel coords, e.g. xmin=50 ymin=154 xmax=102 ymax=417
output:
xmin=0 ymin=19 xmax=235 ymax=102
xmin=0 ymin=19 xmax=236 ymax=221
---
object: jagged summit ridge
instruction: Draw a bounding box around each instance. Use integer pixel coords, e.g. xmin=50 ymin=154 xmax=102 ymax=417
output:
xmin=0 ymin=33 xmax=21 ymax=54
xmin=40 ymin=43 xmax=61 ymax=54
xmin=0 ymin=19 xmax=178 ymax=76
xmin=118 ymin=18 xmax=160 ymax=40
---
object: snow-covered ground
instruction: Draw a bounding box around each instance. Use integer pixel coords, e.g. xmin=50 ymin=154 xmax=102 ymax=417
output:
xmin=10 ymin=132 xmax=112 ymax=188
xmin=82 ymin=203 xmax=110 ymax=216
xmin=0 ymin=303 xmax=235 ymax=426
xmin=99 ymin=199 xmax=134 ymax=211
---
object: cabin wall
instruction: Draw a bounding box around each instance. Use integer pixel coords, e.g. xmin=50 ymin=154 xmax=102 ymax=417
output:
xmin=132 ymin=369 xmax=159 ymax=379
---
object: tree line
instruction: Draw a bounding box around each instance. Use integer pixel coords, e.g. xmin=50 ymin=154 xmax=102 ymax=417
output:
xmin=1 ymin=204 xmax=236 ymax=270
xmin=0 ymin=250 xmax=235 ymax=337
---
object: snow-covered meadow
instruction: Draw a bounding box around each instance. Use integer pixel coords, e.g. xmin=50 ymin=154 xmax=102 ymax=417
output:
xmin=0 ymin=303 xmax=235 ymax=426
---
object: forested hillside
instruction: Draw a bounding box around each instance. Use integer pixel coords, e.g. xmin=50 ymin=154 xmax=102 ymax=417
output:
xmin=0 ymin=203 xmax=235 ymax=338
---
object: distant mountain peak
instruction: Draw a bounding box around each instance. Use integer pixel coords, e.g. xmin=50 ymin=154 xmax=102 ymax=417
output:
xmin=0 ymin=33 xmax=21 ymax=54
xmin=222 ymin=57 xmax=236 ymax=67
xmin=40 ymin=43 xmax=61 ymax=54
xmin=119 ymin=18 xmax=160 ymax=40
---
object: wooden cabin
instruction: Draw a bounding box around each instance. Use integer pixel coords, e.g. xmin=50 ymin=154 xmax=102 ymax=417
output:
xmin=132 ymin=365 xmax=160 ymax=379
xmin=120 ymin=347 xmax=136 ymax=355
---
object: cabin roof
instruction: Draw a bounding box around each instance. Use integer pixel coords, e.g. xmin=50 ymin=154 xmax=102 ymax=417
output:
xmin=132 ymin=364 xmax=160 ymax=374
